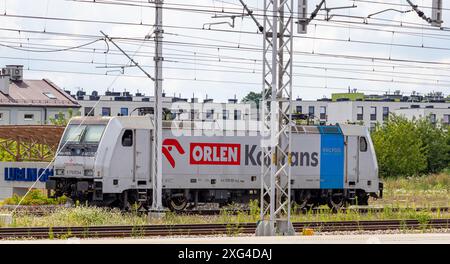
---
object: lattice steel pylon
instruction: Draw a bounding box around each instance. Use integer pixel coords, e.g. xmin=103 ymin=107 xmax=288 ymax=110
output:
xmin=256 ymin=0 xmax=295 ymax=236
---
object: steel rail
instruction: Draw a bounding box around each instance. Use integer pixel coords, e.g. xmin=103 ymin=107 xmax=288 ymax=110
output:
xmin=0 ymin=219 xmax=449 ymax=239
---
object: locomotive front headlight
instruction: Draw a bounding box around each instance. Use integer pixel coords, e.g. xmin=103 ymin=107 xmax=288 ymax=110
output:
xmin=84 ymin=169 xmax=94 ymax=177
xmin=56 ymin=169 xmax=64 ymax=175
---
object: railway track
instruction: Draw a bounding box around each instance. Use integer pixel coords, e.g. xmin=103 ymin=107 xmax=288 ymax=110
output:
xmin=2 ymin=205 xmax=449 ymax=216
xmin=182 ymin=206 xmax=450 ymax=215
xmin=0 ymin=219 xmax=449 ymax=239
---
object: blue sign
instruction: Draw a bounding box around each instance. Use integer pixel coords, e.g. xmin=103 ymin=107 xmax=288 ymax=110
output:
xmin=320 ymin=134 xmax=344 ymax=189
xmin=4 ymin=167 xmax=53 ymax=182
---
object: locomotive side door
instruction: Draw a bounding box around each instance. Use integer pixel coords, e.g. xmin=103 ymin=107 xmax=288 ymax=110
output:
xmin=134 ymin=129 xmax=151 ymax=183
xmin=345 ymin=135 xmax=359 ymax=185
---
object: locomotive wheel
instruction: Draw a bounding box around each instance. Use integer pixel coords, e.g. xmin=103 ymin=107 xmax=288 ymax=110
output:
xmin=295 ymin=191 xmax=313 ymax=211
xmin=168 ymin=195 xmax=188 ymax=212
xmin=357 ymin=194 xmax=369 ymax=206
xmin=327 ymin=194 xmax=346 ymax=212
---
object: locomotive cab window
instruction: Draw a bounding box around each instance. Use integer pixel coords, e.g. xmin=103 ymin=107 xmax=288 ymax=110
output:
xmin=360 ymin=137 xmax=368 ymax=152
xmin=122 ymin=130 xmax=133 ymax=147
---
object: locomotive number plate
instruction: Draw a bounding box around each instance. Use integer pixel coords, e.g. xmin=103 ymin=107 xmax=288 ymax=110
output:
xmin=65 ymin=165 xmax=83 ymax=176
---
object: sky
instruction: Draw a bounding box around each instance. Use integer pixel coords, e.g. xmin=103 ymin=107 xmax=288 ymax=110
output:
xmin=0 ymin=0 xmax=450 ymax=102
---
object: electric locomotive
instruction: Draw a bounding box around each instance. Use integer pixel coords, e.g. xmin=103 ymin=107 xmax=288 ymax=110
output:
xmin=46 ymin=116 xmax=383 ymax=211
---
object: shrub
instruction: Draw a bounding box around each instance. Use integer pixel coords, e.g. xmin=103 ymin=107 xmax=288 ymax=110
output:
xmin=3 ymin=189 xmax=67 ymax=205
xmin=415 ymin=118 xmax=449 ymax=173
xmin=372 ymin=115 xmax=427 ymax=177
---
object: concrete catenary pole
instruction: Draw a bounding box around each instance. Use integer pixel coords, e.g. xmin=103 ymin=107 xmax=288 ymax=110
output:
xmin=152 ymin=0 xmax=164 ymax=210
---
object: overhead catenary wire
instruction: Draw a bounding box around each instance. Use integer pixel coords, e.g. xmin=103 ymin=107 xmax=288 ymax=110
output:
xmin=25 ymin=67 xmax=425 ymax=95
xmin=0 ymin=38 xmax=104 ymax=52
xmin=2 ymin=10 xmax=450 ymax=56
xmin=3 ymin=37 xmax=450 ymax=75
xmin=22 ymin=66 xmax=450 ymax=90
xmin=3 ymin=28 xmax=450 ymax=69
xmin=351 ymin=0 xmax=450 ymax=12
xmin=0 ymin=0 xmax=447 ymax=98
xmin=69 ymin=0 xmax=448 ymax=32
xmin=4 ymin=53 xmax=450 ymax=84
xmin=3 ymin=10 xmax=450 ymax=40
xmin=2 ymin=38 xmax=445 ymax=86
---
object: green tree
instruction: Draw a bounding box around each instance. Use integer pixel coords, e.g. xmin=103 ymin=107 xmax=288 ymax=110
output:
xmin=447 ymin=128 xmax=450 ymax=170
xmin=372 ymin=114 xmax=427 ymax=177
xmin=49 ymin=108 xmax=79 ymax=126
xmin=163 ymin=108 xmax=173 ymax=120
xmin=242 ymin=91 xmax=262 ymax=108
xmin=0 ymin=146 xmax=15 ymax=162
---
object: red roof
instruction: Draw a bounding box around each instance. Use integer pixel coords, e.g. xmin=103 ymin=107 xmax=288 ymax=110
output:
xmin=0 ymin=79 xmax=79 ymax=107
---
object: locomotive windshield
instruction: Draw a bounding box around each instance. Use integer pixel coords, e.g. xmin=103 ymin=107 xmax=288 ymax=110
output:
xmin=61 ymin=124 xmax=106 ymax=144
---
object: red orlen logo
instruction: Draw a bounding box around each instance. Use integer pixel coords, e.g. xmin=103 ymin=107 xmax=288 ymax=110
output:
xmin=190 ymin=143 xmax=241 ymax=165
xmin=162 ymin=139 xmax=185 ymax=168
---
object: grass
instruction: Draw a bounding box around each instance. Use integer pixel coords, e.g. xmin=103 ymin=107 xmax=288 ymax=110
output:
xmin=3 ymin=204 xmax=450 ymax=228
xmin=5 ymin=206 xmax=148 ymax=228
xmin=372 ymin=172 xmax=450 ymax=208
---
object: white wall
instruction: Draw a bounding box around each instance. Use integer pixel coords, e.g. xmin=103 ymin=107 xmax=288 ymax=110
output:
xmin=324 ymin=101 xmax=450 ymax=128
xmin=0 ymin=107 xmax=78 ymax=125
xmin=78 ymin=99 xmax=254 ymax=120
xmin=0 ymin=109 xmax=10 ymax=125
xmin=327 ymin=102 xmax=354 ymax=125
xmin=0 ymin=162 xmax=51 ymax=200
xmin=16 ymin=110 xmax=42 ymax=125
xmin=394 ymin=108 xmax=450 ymax=124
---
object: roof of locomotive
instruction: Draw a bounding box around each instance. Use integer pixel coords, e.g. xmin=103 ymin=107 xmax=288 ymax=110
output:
xmin=68 ymin=116 xmax=153 ymax=129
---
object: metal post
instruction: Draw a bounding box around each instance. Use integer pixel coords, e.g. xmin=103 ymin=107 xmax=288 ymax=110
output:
xmin=256 ymin=0 xmax=295 ymax=236
xmin=151 ymin=0 xmax=164 ymax=211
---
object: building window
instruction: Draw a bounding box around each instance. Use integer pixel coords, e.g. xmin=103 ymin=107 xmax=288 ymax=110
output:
xmin=444 ymin=114 xmax=449 ymax=125
xmin=357 ymin=106 xmax=364 ymax=121
xmin=43 ymin=92 xmax=57 ymax=99
xmin=429 ymin=114 xmax=436 ymax=124
xmin=54 ymin=113 xmax=65 ymax=120
xmin=84 ymin=107 xmax=94 ymax=116
xmin=308 ymin=106 xmax=314 ymax=118
xmin=296 ymin=106 xmax=302 ymax=113
xmin=370 ymin=107 xmax=377 ymax=121
xmin=190 ymin=110 xmax=198 ymax=120
xmin=138 ymin=107 xmax=153 ymax=116
xmin=206 ymin=109 xmax=214 ymax=120
xmin=24 ymin=114 xmax=34 ymax=120
xmin=382 ymin=107 xmax=389 ymax=121
xmin=234 ymin=110 xmax=242 ymax=120
xmin=320 ymin=106 xmax=326 ymax=120
xmin=120 ymin=107 xmax=128 ymax=116
xmin=102 ymin=107 xmax=111 ymax=116
xmin=222 ymin=110 xmax=229 ymax=120
xmin=0 ymin=113 xmax=3 ymax=120
xmin=122 ymin=130 xmax=133 ymax=147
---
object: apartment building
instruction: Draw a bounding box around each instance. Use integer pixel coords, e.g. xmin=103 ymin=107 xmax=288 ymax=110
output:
xmin=73 ymin=90 xmax=254 ymax=121
xmin=0 ymin=65 xmax=80 ymax=125
xmin=394 ymin=107 xmax=449 ymax=126
xmin=292 ymin=92 xmax=450 ymax=130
